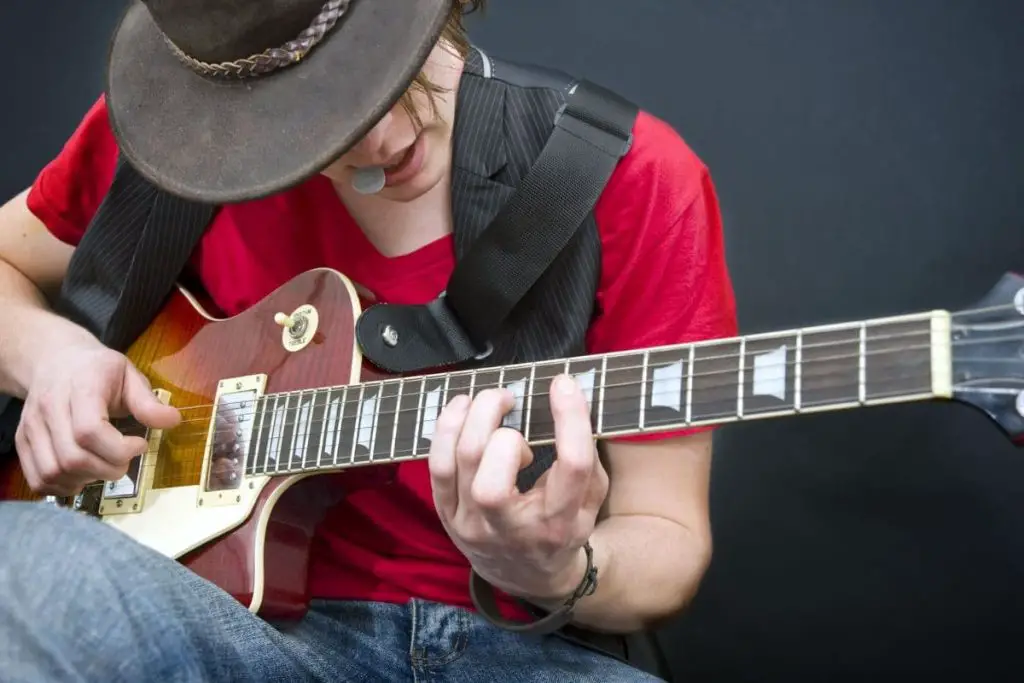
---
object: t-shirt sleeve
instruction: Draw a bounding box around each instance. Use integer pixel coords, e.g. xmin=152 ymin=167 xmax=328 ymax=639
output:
xmin=25 ymin=95 xmax=120 ymax=247
xmin=588 ymin=111 xmax=739 ymax=442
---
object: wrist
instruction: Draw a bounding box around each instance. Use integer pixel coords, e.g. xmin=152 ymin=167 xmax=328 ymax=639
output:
xmin=468 ymin=541 xmax=601 ymax=636
xmin=519 ymin=542 xmax=595 ymax=607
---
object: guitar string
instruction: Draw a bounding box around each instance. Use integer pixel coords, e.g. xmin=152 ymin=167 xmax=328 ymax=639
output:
xmin=130 ymin=348 xmax=952 ymax=481
xmin=105 ymin=374 xmax=946 ymax=489
xmin=154 ymin=325 xmax=935 ymax=420
xmin=146 ymin=299 xmax=1023 ymax=419
xmin=63 ymin=300 xmax=1024 ymax=491
xmin=103 ymin=349 xmax=1014 ymax=487
xmin=105 ymin=299 xmax=1024 ymax=421
xmin=157 ymin=326 xmax=1015 ymax=431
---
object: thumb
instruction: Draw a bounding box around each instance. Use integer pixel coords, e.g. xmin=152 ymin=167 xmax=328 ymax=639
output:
xmin=120 ymin=364 xmax=181 ymax=430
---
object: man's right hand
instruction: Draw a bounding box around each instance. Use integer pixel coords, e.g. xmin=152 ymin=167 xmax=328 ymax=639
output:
xmin=15 ymin=338 xmax=181 ymax=497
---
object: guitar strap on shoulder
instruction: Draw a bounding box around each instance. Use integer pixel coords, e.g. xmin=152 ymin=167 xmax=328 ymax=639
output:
xmin=354 ymin=78 xmax=638 ymax=373
xmin=55 ymin=158 xmax=217 ymax=351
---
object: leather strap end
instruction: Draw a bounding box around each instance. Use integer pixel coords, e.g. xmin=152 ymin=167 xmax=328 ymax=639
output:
xmin=468 ymin=541 xmax=598 ymax=636
xmin=469 ymin=569 xmax=574 ymax=635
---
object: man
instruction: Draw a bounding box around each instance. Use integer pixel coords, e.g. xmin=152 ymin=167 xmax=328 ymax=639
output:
xmin=0 ymin=0 xmax=737 ymax=681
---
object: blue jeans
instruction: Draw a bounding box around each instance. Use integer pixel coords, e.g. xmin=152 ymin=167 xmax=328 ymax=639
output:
xmin=0 ymin=502 xmax=662 ymax=682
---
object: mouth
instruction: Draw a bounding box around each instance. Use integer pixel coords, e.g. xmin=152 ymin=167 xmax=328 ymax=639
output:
xmin=381 ymin=144 xmax=415 ymax=170
xmin=355 ymin=138 xmax=417 ymax=173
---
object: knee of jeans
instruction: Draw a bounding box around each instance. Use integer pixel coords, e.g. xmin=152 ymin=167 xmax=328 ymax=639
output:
xmin=0 ymin=501 xmax=135 ymax=577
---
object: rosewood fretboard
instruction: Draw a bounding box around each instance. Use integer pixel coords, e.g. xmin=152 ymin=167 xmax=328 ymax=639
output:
xmin=204 ymin=312 xmax=946 ymax=483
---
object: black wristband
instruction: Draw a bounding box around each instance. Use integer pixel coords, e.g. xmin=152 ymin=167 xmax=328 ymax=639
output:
xmin=468 ymin=540 xmax=599 ymax=635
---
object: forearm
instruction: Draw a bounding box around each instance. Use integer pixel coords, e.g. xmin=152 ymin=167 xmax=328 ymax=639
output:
xmin=0 ymin=260 xmax=91 ymax=397
xmin=529 ymin=515 xmax=711 ymax=633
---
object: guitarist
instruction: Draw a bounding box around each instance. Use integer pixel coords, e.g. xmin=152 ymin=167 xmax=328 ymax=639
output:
xmin=0 ymin=1 xmax=738 ymax=681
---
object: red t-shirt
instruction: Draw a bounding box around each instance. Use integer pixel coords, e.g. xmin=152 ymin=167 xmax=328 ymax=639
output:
xmin=25 ymin=94 xmax=737 ymax=618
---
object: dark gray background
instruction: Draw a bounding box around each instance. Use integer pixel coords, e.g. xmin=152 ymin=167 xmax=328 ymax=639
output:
xmin=2 ymin=2 xmax=1023 ymax=681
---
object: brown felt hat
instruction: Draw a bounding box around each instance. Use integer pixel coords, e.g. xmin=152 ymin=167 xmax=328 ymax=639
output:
xmin=105 ymin=0 xmax=452 ymax=204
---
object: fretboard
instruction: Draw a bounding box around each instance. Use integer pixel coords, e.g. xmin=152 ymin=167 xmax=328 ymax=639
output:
xmin=231 ymin=311 xmax=946 ymax=479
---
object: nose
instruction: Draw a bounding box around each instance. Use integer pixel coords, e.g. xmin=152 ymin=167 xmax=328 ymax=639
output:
xmin=349 ymin=110 xmax=395 ymax=165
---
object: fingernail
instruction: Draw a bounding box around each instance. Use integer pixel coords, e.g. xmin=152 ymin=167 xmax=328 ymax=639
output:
xmin=555 ymin=374 xmax=577 ymax=395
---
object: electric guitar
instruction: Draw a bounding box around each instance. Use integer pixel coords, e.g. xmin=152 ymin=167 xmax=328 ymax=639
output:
xmin=2 ymin=268 xmax=1022 ymax=620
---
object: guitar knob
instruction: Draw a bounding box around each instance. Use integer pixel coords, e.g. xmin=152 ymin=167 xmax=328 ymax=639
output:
xmin=274 ymin=312 xmax=296 ymax=329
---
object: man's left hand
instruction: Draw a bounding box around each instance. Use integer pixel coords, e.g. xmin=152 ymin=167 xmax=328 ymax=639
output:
xmin=428 ymin=374 xmax=609 ymax=601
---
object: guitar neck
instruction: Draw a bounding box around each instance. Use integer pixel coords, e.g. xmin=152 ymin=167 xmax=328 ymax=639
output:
xmin=239 ymin=310 xmax=952 ymax=478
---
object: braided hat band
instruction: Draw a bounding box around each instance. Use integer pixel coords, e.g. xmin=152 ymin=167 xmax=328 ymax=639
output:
xmin=161 ymin=0 xmax=351 ymax=80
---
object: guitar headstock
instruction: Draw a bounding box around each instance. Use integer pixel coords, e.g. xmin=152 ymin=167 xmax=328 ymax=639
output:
xmin=951 ymin=272 xmax=1024 ymax=445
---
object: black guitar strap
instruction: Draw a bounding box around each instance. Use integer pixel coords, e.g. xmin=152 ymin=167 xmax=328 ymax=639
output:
xmin=355 ymin=78 xmax=637 ymax=373
xmin=55 ymin=159 xmax=218 ymax=351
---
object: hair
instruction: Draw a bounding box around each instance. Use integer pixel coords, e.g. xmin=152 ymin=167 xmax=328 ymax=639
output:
xmin=399 ymin=0 xmax=485 ymax=128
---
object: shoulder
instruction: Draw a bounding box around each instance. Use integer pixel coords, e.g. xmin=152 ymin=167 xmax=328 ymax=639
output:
xmin=25 ymin=95 xmax=120 ymax=246
xmin=586 ymin=107 xmax=737 ymax=353
xmin=595 ymin=109 xmax=710 ymax=230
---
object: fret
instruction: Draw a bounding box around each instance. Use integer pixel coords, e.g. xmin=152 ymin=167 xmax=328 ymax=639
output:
xmin=690 ymin=339 xmax=742 ymax=423
xmin=638 ymin=352 xmax=650 ymax=429
xmin=447 ymin=371 xmax=474 ymax=401
xmin=499 ymin=366 xmax=532 ymax=433
xmin=864 ymin=317 xmax=933 ymax=402
xmin=352 ymin=382 xmax=380 ymax=466
xmin=473 ymin=368 xmax=503 ymax=395
xmin=323 ymin=387 xmax=346 ymax=467
xmin=524 ymin=365 xmax=537 ymax=441
xmin=800 ymin=324 xmax=862 ymax=409
xmin=245 ymin=396 xmax=268 ymax=477
xmin=263 ymin=394 xmax=285 ymax=473
xmin=414 ymin=375 xmax=448 ymax=456
xmin=393 ymin=378 xmax=423 ymax=462
xmin=302 ymin=389 xmax=328 ymax=470
xmin=388 ymin=379 xmax=404 ymax=462
xmin=288 ymin=391 xmax=315 ymax=472
xmin=600 ymin=351 xmax=645 ymax=435
xmin=686 ymin=345 xmax=694 ymax=423
xmin=795 ymin=331 xmax=803 ymax=410
xmin=526 ymin=360 xmax=569 ymax=443
xmin=369 ymin=380 xmax=401 ymax=464
xmin=741 ymin=332 xmax=800 ymax=417
xmin=736 ymin=340 xmax=745 ymax=418
xmin=569 ymin=356 xmax=603 ymax=432
xmin=345 ymin=384 xmax=363 ymax=465
xmin=642 ymin=346 xmax=692 ymax=430
xmin=272 ymin=392 xmax=293 ymax=472
xmin=335 ymin=385 xmax=362 ymax=466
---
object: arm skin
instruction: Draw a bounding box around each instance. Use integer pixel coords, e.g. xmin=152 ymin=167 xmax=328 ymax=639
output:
xmin=0 ymin=189 xmax=89 ymax=398
xmin=528 ymin=430 xmax=714 ymax=633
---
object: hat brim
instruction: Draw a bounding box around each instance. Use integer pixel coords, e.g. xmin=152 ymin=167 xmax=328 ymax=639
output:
xmin=105 ymin=0 xmax=452 ymax=204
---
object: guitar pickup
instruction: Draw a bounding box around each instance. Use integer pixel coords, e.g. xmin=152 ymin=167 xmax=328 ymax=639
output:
xmin=99 ymin=388 xmax=172 ymax=517
xmin=197 ymin=374 xmax=267 ymax=508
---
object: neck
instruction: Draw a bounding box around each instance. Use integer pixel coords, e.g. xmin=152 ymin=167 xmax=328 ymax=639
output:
xmin=341 ymin=173 xmax=455 ymax=258
xmin=232 ymin=309 xmax=949 ymax=479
